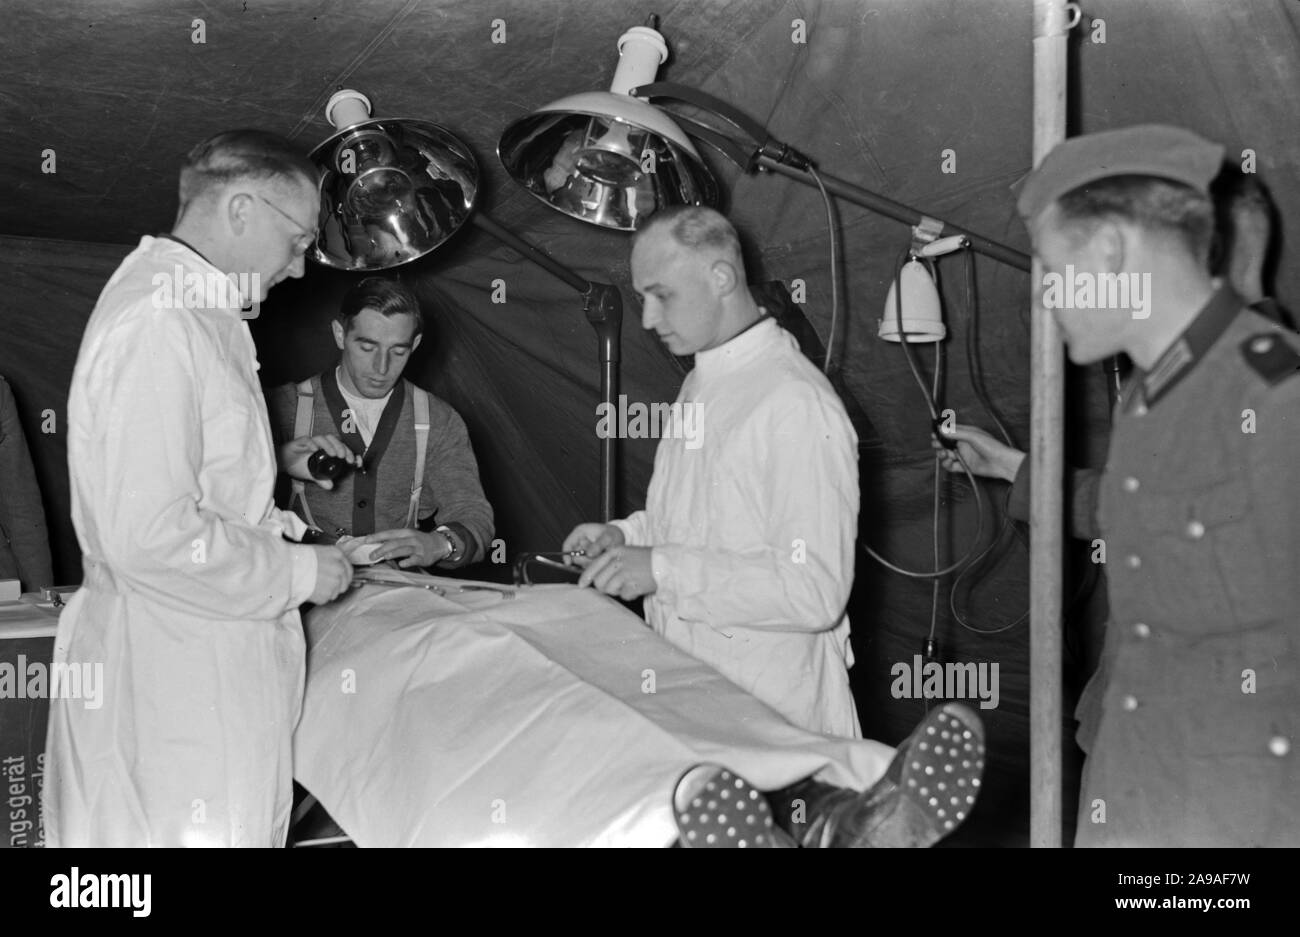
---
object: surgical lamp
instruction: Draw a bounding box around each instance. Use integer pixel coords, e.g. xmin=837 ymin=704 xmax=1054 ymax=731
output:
xmin=497 ymin=19 xmax=1027 ymax=267
xmin=498 ymin=22 xmax=720 ymax=230
xmin=309 ymin=91 xmax=623 ymax=521
xmin=311 ymin=89 xmax=478 ymax=271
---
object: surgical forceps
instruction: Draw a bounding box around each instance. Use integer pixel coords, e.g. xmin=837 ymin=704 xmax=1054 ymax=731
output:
xmin=512 ymin=552 xmax=586 ymax=586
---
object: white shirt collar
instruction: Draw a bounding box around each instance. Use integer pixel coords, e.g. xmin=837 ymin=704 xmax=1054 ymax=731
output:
xmin=143 ymin=235 xmax=254 ymax=315
xmin=692 ymin=315 xmax=778 ymax=378
xmin=335 ymin=367 xmax=394 ymax=409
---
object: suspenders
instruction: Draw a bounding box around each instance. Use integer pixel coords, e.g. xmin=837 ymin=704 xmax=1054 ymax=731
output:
xmin=290 ymin=377 xmax=432 ymax=533
xmin=289 ymin=379 xmax=320 ymax=530
xmin=407 ymin=388 xmax=430 ymax=529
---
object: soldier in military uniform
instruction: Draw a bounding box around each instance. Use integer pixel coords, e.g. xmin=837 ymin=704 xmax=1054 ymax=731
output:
xmin=936 ymin=125 xmax=1299 ymax=846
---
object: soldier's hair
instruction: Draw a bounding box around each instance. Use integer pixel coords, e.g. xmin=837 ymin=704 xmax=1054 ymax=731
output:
xmin=178 ymin=129 xmax=318 ymax=210
xmin=1209 ymin=167 xmax=1276 ymax=276
xmin=1214 ymin=169 xmax=1272 ymax=215
xmin=634 ymin=206 xmax=744 ymax=267
xmin=337 ymin=277 xmax=424 ymax=337
xmin=1056 ymin=175 xmax=1215 ymax=263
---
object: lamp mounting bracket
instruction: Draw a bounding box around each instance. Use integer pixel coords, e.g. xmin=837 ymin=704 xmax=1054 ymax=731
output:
xmin=910 ymin=216 xmax=946 ymax=256
xmin=629 ymin=81 xmax=814 ymax=173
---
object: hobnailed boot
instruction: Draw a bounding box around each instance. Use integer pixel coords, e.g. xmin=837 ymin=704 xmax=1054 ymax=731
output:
xmin=672 ymin=764 xmax=795 ymax=847
xmin=768 ymin=702 xmax=987 ymax=847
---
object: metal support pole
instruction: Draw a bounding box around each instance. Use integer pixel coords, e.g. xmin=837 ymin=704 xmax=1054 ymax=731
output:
xmin=471 ymin=212 xmax=622 ymax=521
xmin=584 ymin=284 xmax=623 ymax=522
xmin=1030 ymin=0 xmax=1070 ymax=849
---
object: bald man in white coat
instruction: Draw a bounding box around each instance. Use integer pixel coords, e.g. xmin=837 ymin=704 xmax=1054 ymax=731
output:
xmin=565 ymin=206 xmax=860 ymax=739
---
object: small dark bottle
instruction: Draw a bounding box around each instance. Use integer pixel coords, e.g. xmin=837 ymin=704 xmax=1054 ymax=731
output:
xmin=307 ymin=449 xmax=352 ymax=481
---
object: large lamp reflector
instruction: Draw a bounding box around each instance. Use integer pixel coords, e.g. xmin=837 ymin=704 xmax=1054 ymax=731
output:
xmin=310 ymin=90 xmax=479 ymax=270
xmin=499 ymin=26 xmax=718 ymax=231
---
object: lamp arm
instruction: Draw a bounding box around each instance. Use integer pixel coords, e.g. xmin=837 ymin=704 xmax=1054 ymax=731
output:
xmin=471 ymin=212 xmax=592 ymax=294
xmin=629 ymin=82 xmax=1031 ymax=272
xmin=667 ymin=114 xmax=758 ymax=170
xmin=631 ymin=81 xmax=814 ymax=172
xmin=759 ymin=158 xmax=1031 ymax=272
xmin=631 ymin=81 xmax=768 ymax=146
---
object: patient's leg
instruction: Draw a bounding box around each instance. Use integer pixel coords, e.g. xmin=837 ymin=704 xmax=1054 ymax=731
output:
xmin=676 ymin=703 xmax=985 ymax=848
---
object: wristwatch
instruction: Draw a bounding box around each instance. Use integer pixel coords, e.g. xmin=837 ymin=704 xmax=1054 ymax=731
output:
xmin=435 ymin=525 xmax=465 ymax=564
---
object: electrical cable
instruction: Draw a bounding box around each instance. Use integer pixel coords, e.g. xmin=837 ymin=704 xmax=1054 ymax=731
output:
xmin=946 ymin=248 xmax=1029 ymax=634
xmin=928 ymin=346 xmax=943 ymax=654
xmin=801 ymin=188 xmax=1092 ymax=641
xmin=946 ymin=249 xmax=1099 ymax=636
xmin=860 ymin=248 xmax=987 ymax=579
xmin=807 ymin=166 xmax=840 ymax=376
xmin=963 ymin=249 xmax=1014 ymax=447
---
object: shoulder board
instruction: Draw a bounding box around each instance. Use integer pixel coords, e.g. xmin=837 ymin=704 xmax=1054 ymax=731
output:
xmin=1241 ymin=332 xmax=1300 ymax=386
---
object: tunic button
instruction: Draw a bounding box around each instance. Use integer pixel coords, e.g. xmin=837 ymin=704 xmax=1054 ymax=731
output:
xmin=1126 ymin=554 xmax=1141 ymax=569
xmin=1270 ymin=736 xmax=1291 ymax=757
xmin=1123 ymin=476 xmax=1140 ymax=493
xmin=1134 ymin=403 xmax=1148 ymax=417
xmin=1133 ymin=622 xmax=1150 ymax=639
xmin=1186 ymin=520 xmax=1205 ymax=539
xmin=1122 ymin=695 xmax=1139 ymax=712
xmin=357 ymin=499 xmax=368 ymax=508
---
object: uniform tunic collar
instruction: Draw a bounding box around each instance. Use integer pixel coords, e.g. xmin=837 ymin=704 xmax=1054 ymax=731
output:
xmin=1124 ymin=285 xmax=1244 ymax=413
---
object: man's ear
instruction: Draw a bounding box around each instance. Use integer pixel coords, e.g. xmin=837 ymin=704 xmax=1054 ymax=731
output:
xmin=1092 ymin=221 xmax=1128 ymax=274
xmin=331 ymin=319 xmax=346 ymax=351
xmin=227 ymin=192 xmax=254 ymax=236
xmin=411 ymin=333 xmax=423 ymax=354
xmin=710 ymin=257 xmax=740 ymax=297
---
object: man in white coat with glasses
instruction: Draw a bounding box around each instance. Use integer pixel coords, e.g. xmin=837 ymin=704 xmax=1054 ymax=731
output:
xmin=44 ymin=129 xmax=355 ymax=848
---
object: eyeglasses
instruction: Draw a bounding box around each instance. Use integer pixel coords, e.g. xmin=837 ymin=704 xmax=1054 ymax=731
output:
xmin=255 ymin=194 xmax=318 ymax=251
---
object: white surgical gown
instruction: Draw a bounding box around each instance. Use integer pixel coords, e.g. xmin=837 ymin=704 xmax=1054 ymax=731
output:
xmin=613 ymin=318 xmax=862 ymax=738
xmin=43 ymin=236 xmax=319 ymax=847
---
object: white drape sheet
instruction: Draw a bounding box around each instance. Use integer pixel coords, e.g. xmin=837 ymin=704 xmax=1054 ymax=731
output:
xmin=293 ymin=576 xmax=893 ymax=847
